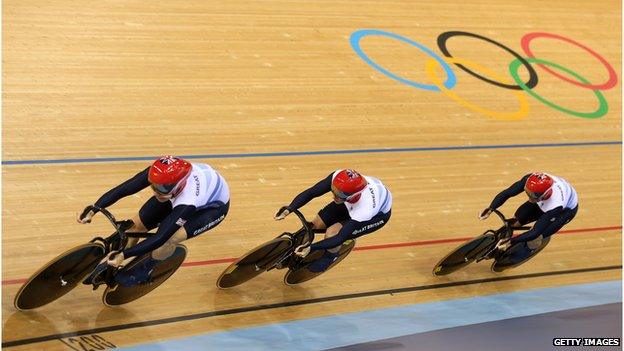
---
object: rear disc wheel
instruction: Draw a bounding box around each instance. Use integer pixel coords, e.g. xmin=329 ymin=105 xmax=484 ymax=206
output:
xmin=217 ymin=237 xmax=292 ymax=289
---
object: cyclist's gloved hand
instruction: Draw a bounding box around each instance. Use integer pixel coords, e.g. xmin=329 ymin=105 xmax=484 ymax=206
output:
xmin=77 ymin=206 xmax=96 ymax=224
xmin=274 ymin=206 xmax=291 ymax=221
xmin=479 ymin=207 xmax=493 ymax=220
xmin=495 ymin=238 xmax=511 ymax=251
xmin=101 ymin=250 xmax=125 ymax=268
xmin=294 ymin=244 xmax=311 ymax=257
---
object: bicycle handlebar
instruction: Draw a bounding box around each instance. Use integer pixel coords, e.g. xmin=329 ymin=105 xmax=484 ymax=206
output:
xmin=85 ymin=205 xmax=126 ymax=259
xmin=490 ymin=209 xmax=512 ymax=239
xmin=490 ymin=208 xmax=505 ymax=223
xmin=86 ymin=205 xmax=119 ymax=229
xmin=290 ymin=209 xmax=314 ymax=248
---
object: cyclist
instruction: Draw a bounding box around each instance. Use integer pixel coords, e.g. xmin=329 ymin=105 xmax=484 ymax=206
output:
xmin=275 ymin=169 xmax=392 ymax=272
xmin=79 ymin=156 xmax=230 ymax=286
xmin=479 ymin=172 xmax=578 ymax=261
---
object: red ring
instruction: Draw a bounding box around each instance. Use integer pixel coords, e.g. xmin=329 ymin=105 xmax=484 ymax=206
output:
xmin=521 ymin=32 xmax=618 ymax=90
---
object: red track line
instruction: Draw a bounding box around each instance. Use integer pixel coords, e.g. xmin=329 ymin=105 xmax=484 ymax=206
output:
xmin=3 ymin=225 xmax=620 ymax=286
xmin=557 ymin=225 xmax=621 ymax=234
xmin=181 ymin=257 xmax=237 ymax=267
xmin=352 ymin=225 xmax=622 ymax=251
xmin=3 ymin=278 xmax=27 ymax=285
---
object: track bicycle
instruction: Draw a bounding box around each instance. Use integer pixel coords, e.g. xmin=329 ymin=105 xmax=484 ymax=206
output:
xmin=14 ymin=205 xmax=186 ymax=310
xmin=432 ymin=209 xmax=547 ymax=275
xmin=217 ymin=209 xmax=355 ymax=288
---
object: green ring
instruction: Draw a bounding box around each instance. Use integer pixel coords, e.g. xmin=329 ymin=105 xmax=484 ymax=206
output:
xmin=509 ymin=57 xmax=608 ymax=119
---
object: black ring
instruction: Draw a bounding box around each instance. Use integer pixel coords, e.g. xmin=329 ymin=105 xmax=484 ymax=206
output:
xmin=437 ymin=31 xmax=538 ymax=90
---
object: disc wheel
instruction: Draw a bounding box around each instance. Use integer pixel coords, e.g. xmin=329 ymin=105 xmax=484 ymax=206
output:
xmin=217 ymin=237 xmax=292 ymax=289
xmin=432 ymin=233 xmax=496 ymax=276
xmin=14 ymin=243 xmax=106 ymax=310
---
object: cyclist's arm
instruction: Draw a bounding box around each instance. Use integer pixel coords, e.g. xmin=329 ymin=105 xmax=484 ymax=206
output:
xmin=510 ymin=206 xmax=564 ymax=244
xmin=122 ymin=204 xmax=196 ymax=258
xmin=287 ymin=173 xmax=333 ymax=210
xmin=310 ymin=219 xmax=358 ymax=251
xmin=94 ymin=167 xmax=151 ymax=209
xmin=489 ymin=174 xmax=531 ymax=209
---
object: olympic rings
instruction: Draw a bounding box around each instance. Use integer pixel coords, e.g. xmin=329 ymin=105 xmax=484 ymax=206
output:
xmin=521 ymin=32 xmax=618 ymax=90
xmin=349 ymin=29 xmax=617 ymax=120
xmin=350 ymin=29 xmax=456 ymax=92
xmin=426 ymin=57 xmax=529 ymax=121
xmin=509 ymin=57 xmax=608 ymax=119
xmin=437 ymin=31 xmax=539 ymax=90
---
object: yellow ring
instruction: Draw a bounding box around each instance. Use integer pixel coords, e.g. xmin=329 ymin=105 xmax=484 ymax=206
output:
xmin=425 ymin=57 xmax=530 ymax=121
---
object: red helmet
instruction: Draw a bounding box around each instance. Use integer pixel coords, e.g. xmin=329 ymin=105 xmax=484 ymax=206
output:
xmin=148 ymin=156 xmax=192 ymax=196
xmin=331 ymin=169 xmax=368 ymax=203
xmin=524 ymin=172 xmax=554 ymax=201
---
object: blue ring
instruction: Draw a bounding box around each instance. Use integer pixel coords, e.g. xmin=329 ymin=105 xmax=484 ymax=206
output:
xmin=350 ymin=29 xmax=457 ymax=92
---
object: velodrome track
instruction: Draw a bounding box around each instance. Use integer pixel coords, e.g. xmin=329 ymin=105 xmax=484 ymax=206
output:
xmin=2 ymin=1 xmax=621 ymax=350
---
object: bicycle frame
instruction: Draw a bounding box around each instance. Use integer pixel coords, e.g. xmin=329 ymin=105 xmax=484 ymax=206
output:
xmin=86 ymin=205 xmax=150 ymax=251
xmin=263 ymin=209 xmax=321 ymax=272
xmin=83 ymin=205 xmax=151 ymax=288
xmin=474 ymin=209 xmax=530 ymax=262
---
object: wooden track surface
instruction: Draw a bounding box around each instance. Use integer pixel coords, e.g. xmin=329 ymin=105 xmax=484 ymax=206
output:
xmin=2 ymin=0 xmax=621 ymax=349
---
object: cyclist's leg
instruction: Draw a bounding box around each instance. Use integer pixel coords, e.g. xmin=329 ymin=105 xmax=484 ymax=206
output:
xmin=125 ymin=217 xmax=147 ymax=249
xmin=526 ymin=235 xmax=549 ymax=250
xmin=503 ymin=207 xmax=577 ymax=265
xmin=512 ymin=201 xmax=543 ymax=227
xmin=311 ymin=216 xmax=327 ymax=230
xmin=152 ymin=201 xmax=230 ymax=260
xmin=315 ymin=201 xmax=350 ymax=253
xmin=532 ymin=205 xmax=578 ymax=247
xmin=301 ymin=202 xmax=350 ymax=272
xmin=112 ymin=199 xmax=172 ymax=286
xmin=348 ymin=210 xmax=392 ymax=241
xmin=116 ymin=202 xmax=229 ymax=286
xmin=325 ymin=223 xmax=344 ymax=254
xmin=496 ymin=201 xmax=541 ymax=250
xmin=308 ymin=210 xmax=391 ymax=272
xmin=87 ymin=197 xmax=171 ymax=285
xmin=126 ymin=197 xmax=172 ymax=249
xmin=182 ymin=201 xmax=229 ymax=239
xmin=504 ymin=235 xmax=550 ymax=265
xmin=322 ymin=208 xmax=392 ymax=251
xmin=491 ymin=202 xmax=543 ymax=259
xmin=150 ymin=227 xmax=188 ymax=260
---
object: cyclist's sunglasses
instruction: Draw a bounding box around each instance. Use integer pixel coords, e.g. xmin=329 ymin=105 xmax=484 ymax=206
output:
xmin=524 ymin=188 xmax=543 ymax=200
xmin=331 ymin=184 xmax=353 ymax=200
xmin=151 ymin=183 xmax=176 ymax=195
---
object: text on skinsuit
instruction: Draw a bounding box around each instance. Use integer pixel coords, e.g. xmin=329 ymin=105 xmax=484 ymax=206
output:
xmin=192 ymin=214 xmax=225 ymax=236
xmin=352 ymin=219 xmax=385 ymax=235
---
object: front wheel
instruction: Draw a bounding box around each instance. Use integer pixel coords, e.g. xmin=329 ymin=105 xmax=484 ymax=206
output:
xmin=432 ymin=233 xmax=496 ymax=276
xmin=217 ymin=237 xmax=292 ymax=289
xmin=14 ymin=243 xmax=106 ymax=310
